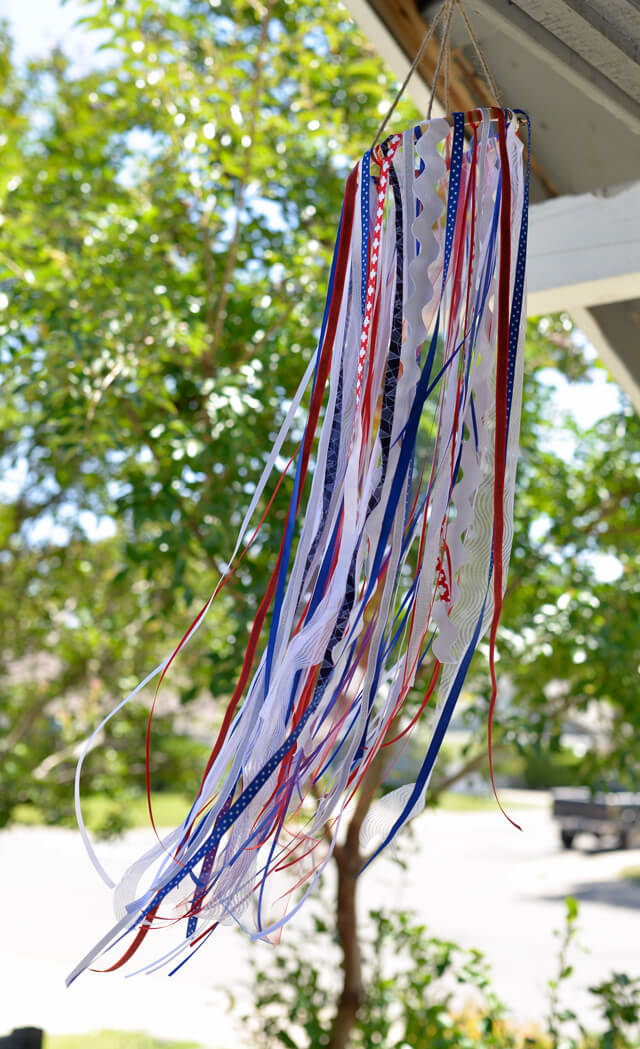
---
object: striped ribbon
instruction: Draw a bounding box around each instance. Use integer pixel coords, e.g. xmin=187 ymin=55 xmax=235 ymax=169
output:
xmin=68 ymin=108 xmax=530 ymax=983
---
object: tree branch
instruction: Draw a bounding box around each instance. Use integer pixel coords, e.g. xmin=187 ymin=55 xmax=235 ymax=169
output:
xmin=118 ymin=399 xmax=213 ymax=559
xmin=202 ymin=0 xmax=276 ymax=378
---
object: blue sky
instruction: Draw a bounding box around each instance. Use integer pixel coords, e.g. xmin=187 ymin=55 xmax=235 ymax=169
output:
xmin=1 ymin=0 xmax=85 ymax=60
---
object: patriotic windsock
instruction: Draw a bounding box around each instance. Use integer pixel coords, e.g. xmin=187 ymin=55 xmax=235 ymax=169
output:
xmin=68 ymin=107 xmax=530 ymax=983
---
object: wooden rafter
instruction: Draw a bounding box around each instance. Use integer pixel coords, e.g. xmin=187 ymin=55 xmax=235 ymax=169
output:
xmin=365 ymin=0 xmax=559 ymax=197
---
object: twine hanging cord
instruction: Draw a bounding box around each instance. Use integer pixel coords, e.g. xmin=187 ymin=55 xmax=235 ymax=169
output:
xmin=372 ymin=0 xmax=509 ymax=153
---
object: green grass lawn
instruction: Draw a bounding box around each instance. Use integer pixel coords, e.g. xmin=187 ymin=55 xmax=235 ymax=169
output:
xmin=13 ymin=792 xmax=194 ymax=834
xmin=619 ymin=864 xmax=640 ymax=883
xmin=436 ymin=791 xmax=508 ymax=812
xmin=435 ymin=789 xmax=548 ymax=812
xmin=45 ymin=1033 xmax=204 ymax=1049
xmin=12 ymin=787 xmax=547 ymax=836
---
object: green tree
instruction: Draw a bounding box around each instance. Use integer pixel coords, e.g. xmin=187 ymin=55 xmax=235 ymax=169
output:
xmin=0 ymin=0 xmax=420 ymax=832
xmin=465 ymin=323 xmax=640 ymax=797
xmin=1 ymin=4 xmax=638 ymax=1048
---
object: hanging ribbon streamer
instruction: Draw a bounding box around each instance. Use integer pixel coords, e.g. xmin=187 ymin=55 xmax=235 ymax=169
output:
xmin=68 ymin=105 xmax=530 ymax=983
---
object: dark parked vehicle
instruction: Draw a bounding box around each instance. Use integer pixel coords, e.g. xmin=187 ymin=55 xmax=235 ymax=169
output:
xmin=0 ymin=1030 xmax=42 ymax=1049
xmin=552 ymin=787 xmax=640 ymax=850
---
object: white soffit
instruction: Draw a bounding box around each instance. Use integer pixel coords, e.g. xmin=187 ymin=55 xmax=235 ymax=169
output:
xmin=527 ymin=182 xmax=640 ymax=313
xmin=344 ymin=0 xmax=640 ymax=411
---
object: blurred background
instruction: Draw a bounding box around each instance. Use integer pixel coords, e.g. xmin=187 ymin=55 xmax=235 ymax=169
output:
xmin=0 ymin=2 xmax=638 ymax=1048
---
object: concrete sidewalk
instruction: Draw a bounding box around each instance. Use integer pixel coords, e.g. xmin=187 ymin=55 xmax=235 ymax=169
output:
xmin=2 ymin=804 xmax=639 ymax=1046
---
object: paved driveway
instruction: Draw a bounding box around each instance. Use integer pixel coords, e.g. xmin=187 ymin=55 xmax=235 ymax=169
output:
xmin=363 ymin=801 xmax=640 ymax=1032
xmin=1 ymin=798 xmax=639 ymax=1046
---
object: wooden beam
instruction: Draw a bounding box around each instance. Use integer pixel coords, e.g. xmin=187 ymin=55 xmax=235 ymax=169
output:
xmin=570 ymin=306 xmax=640 ymax=416
xmin=345 ymin=0 xmax=640 ymax=412
xmin=346 ymin=0 xmax=483 ymax=115
xmin=345 ymin=0 xmax=559 ymax=196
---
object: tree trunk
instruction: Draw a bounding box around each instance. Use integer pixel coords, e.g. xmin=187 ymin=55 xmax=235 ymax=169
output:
xmin=326 ymin=748 xmax=386 ymax=1049
xmin=327 ymin=841 xmax=363 ymax=1049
